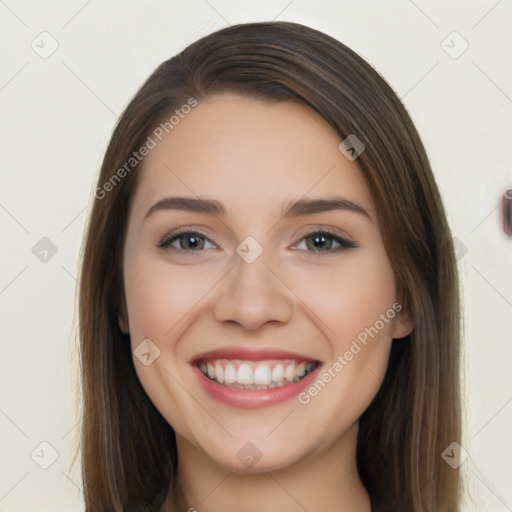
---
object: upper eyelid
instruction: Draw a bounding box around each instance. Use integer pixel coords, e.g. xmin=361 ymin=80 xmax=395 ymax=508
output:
xmin=297 ymin=225 xmax=352 ymax=240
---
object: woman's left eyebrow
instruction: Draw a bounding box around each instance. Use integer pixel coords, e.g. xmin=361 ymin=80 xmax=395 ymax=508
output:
xmin=144 ymin=195 xmax=372 ymax=223
xmin=281 ymin=197 xmax=371 ymax=222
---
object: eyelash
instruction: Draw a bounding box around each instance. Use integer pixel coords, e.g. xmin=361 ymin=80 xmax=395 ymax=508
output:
xmin=157 ymin=228 xmax=356 ymax=254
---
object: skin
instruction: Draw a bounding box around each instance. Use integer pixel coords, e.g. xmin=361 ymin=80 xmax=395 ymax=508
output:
xmin=118 ymin=94 xmax=413 ymax=512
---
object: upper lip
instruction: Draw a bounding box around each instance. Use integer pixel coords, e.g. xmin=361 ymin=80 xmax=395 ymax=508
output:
xmin=189 ymin=346 xmax=320 ymax=365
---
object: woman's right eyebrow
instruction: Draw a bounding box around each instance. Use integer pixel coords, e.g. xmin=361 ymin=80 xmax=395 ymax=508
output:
xmin=144 ymin=197 xmax=226 ymax=221
xmin=143 ymin=195 xmax=372 ymax=223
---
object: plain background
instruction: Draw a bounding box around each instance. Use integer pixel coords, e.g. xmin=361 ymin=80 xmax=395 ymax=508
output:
xmin=0 ymin=1 xmax=511 ymax=510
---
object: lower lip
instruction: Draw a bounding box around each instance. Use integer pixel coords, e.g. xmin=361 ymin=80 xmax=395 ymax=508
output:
xmin=192 ymin=364 xmax=322 ymax=409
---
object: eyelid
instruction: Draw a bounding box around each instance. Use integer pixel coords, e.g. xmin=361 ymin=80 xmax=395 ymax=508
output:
xmin=290 ymin=225 xmax=356 ymax=248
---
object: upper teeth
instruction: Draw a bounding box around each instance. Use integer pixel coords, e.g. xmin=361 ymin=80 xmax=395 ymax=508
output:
xmin=198 ymin=359 xmax=317 ymax=388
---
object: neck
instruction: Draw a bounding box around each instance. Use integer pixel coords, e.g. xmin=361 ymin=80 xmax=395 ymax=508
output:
xmin=161 ymin=421 xmax=371 ymax=512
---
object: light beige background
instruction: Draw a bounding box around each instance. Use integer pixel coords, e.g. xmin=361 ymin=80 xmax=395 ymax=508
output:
xmin=0 ymin=1 xmax=511 ymax=510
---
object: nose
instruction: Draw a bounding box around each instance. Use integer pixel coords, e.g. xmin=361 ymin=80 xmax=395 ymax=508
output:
xmin=213 ymin=248 xmax=294 ymax=331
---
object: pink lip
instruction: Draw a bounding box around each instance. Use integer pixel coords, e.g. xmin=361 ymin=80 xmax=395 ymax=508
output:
xmin=189 ymin=346 xmax=322 ymax=409
xmin=192 ymin=365 xmax=321 ymax=409
xmin=189 ymin=346 xmax=319 ymax=365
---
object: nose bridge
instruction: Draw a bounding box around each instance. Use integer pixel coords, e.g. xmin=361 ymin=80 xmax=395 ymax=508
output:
xmin=233 ymin=243 xmax=273 ymax=291
xmin=213 ymin=239 xmax=293 ymax=329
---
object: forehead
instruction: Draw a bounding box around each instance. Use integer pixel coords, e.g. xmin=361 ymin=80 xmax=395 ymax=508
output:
xmin=132 ymin=94 xmax=375 ymax=220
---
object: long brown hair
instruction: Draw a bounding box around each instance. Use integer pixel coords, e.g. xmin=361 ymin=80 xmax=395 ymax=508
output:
xmin=77 ymin=21 xmax=462 ymax=511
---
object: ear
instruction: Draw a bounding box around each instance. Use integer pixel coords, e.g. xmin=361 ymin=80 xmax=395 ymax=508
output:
xmin=391 ymin=304 xmax=413 ymax=340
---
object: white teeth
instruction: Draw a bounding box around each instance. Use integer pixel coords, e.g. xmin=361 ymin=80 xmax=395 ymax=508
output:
xmin=198 ymin=359 xmax=318 ymax=389
xmin=214 ymin=361 xmax=224 ymax=383
xmin=284 ymin=363 xmax=295 ymax=382
xmin=224 ymin=363 xmax=237 ymax=384
xmin=271 ymin=364 xmax=284 ymax=382
xmin=237 ymin=363 xmax=253 ymax=385
xmin=253 ymin=365 xmax=272 ymax=385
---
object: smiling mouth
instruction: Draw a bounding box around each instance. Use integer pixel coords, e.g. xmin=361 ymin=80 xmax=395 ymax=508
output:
xmin=196 ymin=359 xmax=319 ymax=390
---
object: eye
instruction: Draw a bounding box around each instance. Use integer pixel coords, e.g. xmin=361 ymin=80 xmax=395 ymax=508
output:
xmin=157 ymin=228 xmax=355 ymax=253
xmin=158 ymin=230 xmax=217 ymax=251
xmin=293 ymin=230 xmax=356 ymax=253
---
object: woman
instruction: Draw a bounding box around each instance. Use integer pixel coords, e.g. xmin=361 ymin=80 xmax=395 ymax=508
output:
xmin=77 ymin=21 xmax=462 ymax=511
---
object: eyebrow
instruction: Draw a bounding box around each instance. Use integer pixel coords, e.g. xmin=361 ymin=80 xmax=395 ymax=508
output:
xmin=281 ymin=197 xmax=371 ymax=221
xmin=144 ymin=196 xmax=371 ymax=222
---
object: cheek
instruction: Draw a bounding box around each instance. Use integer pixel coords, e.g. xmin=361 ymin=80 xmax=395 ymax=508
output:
xmin=123 ymin=258 xmax=216 ymax=434
xmin=289 ymin=250 xmax=397 ymax=344
xmin=294 ymin=258 xmax=397 ymax=435
xmin=124 ymin=257 xmax=216 ymax=340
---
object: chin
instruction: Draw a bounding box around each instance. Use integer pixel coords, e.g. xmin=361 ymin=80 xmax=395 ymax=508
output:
xmin=202 ymin=436 xmax=314 ymax=475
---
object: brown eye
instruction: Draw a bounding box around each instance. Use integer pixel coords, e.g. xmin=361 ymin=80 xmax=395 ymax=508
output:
xmin=296 ymin=231 xmax=356 ymax=252
xmin=306 ymin=234 xmax=334 ymax=251
xmin=158 ymin=231 xmax=216 ymax=251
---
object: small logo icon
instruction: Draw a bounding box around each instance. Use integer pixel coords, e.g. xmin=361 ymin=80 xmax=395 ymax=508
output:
xmin=32 ymin=237 xmax=58 ymax=263
xmin=236 ymin=441 xmax=263 ymax=468
xmin=31 ymin=31 xmax=59 ymax=59
xmin=31 ymin=441 xmax=59 ymax=469
xmin=236 ymin=236 xmax=263 ymax=263
xmin=452 ymin=237 xmax=468 ymax=262
xmin=133 ymin=338 xmax=161 ymax=366
xmin=441 ymin=441 xmax=468 ymax=468
xmin=441 ymin=31 xmax=469 ymax=59
xmin=338 ymin=134 xmax=365 ymax=161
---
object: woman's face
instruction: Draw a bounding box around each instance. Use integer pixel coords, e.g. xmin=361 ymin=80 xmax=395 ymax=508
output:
xmin=120 ymin=94 xmax=412 ymax=473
